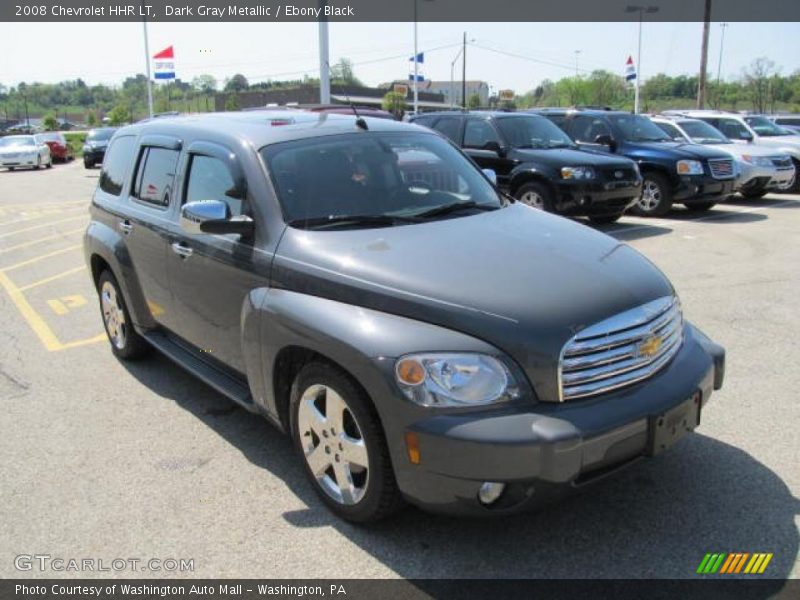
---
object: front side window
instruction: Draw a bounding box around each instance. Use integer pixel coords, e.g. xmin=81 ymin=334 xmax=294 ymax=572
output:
xmin=714 ymin=118 xmax=751 ymax=140
xmin=680 ymin=120 xmax=730 ymax=144
xmin=744 ymin=116 xmax=789 ymax=137
xmin=653 ymin=121 xmax=684 ymax=141
xmin=98 ymin=135 xmax=136 ymax=196
xmin=463 ymin=120 xmax=501 ymax=149
xmin=570 ymin=116 xmax=612 ymax=144
xmin=433 ymin=117 xmax=462 ymax=143
xmin=132 ymin=147 xmax=179 ymax=208
xmin=185 ymin=155 xmax=243 ymax=216
xmin=495 ymin=116 xmax=575 ymax=149
xmin=261 ymin=132 xmax=502 ymax=228
xmin=609 ymin=115 xmax=670 ymax=142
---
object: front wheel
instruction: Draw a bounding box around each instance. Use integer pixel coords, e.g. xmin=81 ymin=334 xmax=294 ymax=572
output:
xmin=630 ymin=172 xmax=674 ymax=217
xmin=514 ymin=181 xmax=554 ymax=212
xmin=686 ymin=202 xmax=716 ymax=212
xmin=34 ymin=156 xmax=41 ymax=170
xmin=97 ymin=270 xmax=150 ymax=360
xmin=45 ymin=156 xmax=53 ymax=169
xmin=84 ymin=158 xmax=94 ymax=169
xmin=739 ymin=181 xmax=768 ymax=199
xmin=290 ymin=362 xmax=403 ymax=523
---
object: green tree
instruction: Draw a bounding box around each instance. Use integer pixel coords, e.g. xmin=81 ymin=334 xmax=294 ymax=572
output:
xmin=224 ymin=94 xmax=240 ymax=111
xmin=467 ymin=93 xmax=481 ymax=109
xmin=331 ymin=58 xmax=362 ymax=86
xmin=224 ymin=74 xmax=249 ymax=92
xmin=86 ymin=111 xmax=97 ymax=126
xmin=107 ymin=105 xmax=130 ymax=125
xmin=192 ymin=74 xmax=217 ymax=94
xmin=381 ymin=91 xmax=406 ymax=118
xmin=43 ymin=113 xmax=58 ymax=131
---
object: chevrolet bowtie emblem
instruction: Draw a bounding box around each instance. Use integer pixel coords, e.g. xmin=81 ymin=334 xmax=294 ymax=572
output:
xmin=638 ymin=334 xmax=663 ymax=358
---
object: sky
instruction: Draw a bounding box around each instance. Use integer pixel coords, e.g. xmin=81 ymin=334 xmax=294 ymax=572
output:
xmin=1 ymin=21 xmax=799 ymax=93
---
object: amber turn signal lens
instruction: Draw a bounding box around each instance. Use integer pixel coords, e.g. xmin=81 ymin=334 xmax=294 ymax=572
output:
xmin=405 ymin=431 xmax=421 ymax=465
xmin=396 ymin=358 xmax=426 ymax=385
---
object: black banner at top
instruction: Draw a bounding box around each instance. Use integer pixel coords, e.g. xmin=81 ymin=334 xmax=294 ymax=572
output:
xmin=3 ymin=0 xmax=800 ymax=22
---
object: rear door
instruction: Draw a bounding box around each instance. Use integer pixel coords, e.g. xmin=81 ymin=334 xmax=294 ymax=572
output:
xmin=166 ymin=141 xmax=263 ymax=375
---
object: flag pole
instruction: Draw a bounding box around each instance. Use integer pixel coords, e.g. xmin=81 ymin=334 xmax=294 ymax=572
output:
xmin=142 ymin=13 xmax=154 ymax=118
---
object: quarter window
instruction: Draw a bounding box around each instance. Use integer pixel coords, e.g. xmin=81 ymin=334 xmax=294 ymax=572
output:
xmin=185 ymin=155 xmax=242 ymax=216
xmin=132 ymin=147 xmax=180 ymax=208
xmin=98 ymin=136 xmax=136 ymax=197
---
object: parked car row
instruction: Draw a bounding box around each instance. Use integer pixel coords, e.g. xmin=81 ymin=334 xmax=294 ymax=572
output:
xmin=410 ymin=108 xmax=798 ymax=219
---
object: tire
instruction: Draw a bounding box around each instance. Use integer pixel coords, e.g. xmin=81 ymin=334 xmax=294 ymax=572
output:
xmin=7 ymin=167 xmax=14 ymax=172
xmin=630 ymin=172 xmax=674 ymax=217
xmin=96 ymin=270 xmax=150 ymax=360
xmin=34 ymin=156 xmax=41 ymax=170
xmin=739 ymin=180 xmax=768 ymax=199
xmin=84 ymin=158 xmax=94 ymax=169
xmin=686 ymin=202 xmax=716 ymax=212
xmin=514 ymin=181 xmax=554 ymax=212
xmin=46 ymin=156 xmax=53 ymax=169
xmin=588 ymin=213 xmax=623 ymax=225
xmin=788 ymin=160 xmax=800 ymax=193
xmin=290 ymin=362 xmax=403 ymax=523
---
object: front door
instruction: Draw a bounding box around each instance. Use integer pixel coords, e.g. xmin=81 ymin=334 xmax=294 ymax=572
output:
xmin=462 ymin=118 xmax=512 ymax=186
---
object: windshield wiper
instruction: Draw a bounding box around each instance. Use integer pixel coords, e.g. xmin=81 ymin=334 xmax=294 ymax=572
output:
xmin=414 ymin=201 xmax=498 ymax=219
xmin=288 ymin=214 xmax=422 ymax=230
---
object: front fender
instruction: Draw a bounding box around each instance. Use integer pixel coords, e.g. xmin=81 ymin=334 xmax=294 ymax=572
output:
xmin=83 ymin=220 xmax=155 ymax=330
xmin=508 ymin=164 xmax=556 ymax=193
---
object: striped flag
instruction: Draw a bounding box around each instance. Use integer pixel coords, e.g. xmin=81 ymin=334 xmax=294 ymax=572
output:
xmin=153 ymin=46 xmax=176 ymax=80
xmin=409 ymin=52 xmax=424 ymax=82
xmin=625 ymin=55 xmax=636 ymax=81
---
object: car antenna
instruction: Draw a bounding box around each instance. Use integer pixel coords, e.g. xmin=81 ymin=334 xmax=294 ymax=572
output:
xmin=328 ymin=62 xmax=368 ymax=130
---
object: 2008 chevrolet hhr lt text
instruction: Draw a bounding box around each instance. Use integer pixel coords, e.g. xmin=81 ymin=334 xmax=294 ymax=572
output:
xmin=84 ymin=111 xmax=725 ymax=522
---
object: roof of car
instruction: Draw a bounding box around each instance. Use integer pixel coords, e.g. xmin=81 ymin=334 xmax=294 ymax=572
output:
xmin=411 ymin=110 xmax=545 ymax=120
xmin=116 ymin=110 xmax=426 ymax=148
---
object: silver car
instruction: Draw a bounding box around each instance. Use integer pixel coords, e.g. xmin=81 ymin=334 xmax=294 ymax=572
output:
xmin=0 ymin=135 xmax=52 ymax=171
xmin=652 ymin=116 xmax=795 ymax=199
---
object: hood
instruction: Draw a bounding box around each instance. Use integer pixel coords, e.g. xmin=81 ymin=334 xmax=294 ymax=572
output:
xmin=0 ymin=146 xmax=34 ymax=154
xmin=512 ymin=147 xmax=634 ymax=168
xmin=751 ymin=135 xmax=800 ymax=154
xmin=272 ymin=204 xmax=673 ymax=402
xmin=625 ymin=140 xmax=733 ymax=160
xmin=704 ymin=142 xmax=786 ymax=160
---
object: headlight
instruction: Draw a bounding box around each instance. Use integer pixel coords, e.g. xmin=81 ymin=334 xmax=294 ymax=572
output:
xmin=676 ymin=160 xmax=704 ymax=175
xmin=395 ymin=353 xmax=519 ymax=407
xmin=741 ymin=154 xmax=774 ymax=167
xmin=561 ymin=166 xmax=595 ymax=180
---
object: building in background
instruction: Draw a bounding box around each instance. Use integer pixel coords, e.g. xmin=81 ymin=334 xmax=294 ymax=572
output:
xmin=390 ymin=80 xmax=490 ymax=107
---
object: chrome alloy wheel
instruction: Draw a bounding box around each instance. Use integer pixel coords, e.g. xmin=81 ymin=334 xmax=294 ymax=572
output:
xmin=638 ymin=179 xmax=662 ymax=212
xmin=100 ymin=281 xmax=127 ymax=350
xmin=297 ymin=384 xmax=369 ymax=505
xmin=518 ymin=189 xmax=545 ymax=209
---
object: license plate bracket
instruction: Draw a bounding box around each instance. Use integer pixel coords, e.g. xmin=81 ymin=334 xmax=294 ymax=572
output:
xmin=648 ymin=393 xmax=701 ymax=456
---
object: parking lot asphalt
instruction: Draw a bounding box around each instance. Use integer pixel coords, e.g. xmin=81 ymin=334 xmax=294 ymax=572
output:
xmin=0 ymin=160 xmax=798 ymax=581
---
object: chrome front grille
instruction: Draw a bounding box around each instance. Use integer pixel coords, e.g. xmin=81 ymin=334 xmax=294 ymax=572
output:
xmin=708 ymin=158 xmax=734 ymax=179
xmin=559 ymin=296 xmax=683 ymax=401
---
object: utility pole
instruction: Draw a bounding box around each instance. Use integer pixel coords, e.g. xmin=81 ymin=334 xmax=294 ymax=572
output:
xmin=462 ymin=31 xmax=467 ymax=109
xmin=625 ymin=5 xmax=659 ymax=114
xmin=318 ymin=0 xmax=330 ymax=104
xmin=23 ymin=94 xmax=29 ymax=127
xmin=716 ymin=22 xmax=728 ymax=86
xmin=697 ymin=0 xmax=712 ymax=108
xmin=574 ymin=50 xmax=581 ymax=77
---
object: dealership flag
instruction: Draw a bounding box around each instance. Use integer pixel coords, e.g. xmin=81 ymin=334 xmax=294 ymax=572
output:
xmin=409 ymin=52 xmax=425 ymax=82
xmin=153 ymin=46 xmax=176 ymax=80
xmin=625 ymin=55 xmax=636 ymax=81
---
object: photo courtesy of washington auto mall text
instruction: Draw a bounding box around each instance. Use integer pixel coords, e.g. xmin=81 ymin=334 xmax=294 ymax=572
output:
xmin=1 ymin=0 xmax=799 ymax=599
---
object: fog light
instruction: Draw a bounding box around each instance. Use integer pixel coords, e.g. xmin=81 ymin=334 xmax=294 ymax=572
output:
xmin=478 ymin=481 xmax=506 ymax=505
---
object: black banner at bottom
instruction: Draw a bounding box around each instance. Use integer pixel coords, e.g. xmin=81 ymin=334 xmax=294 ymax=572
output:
xmin=2 ymin=579 xmax=799 ymax=600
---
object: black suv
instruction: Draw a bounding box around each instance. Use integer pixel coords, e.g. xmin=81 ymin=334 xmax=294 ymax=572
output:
xmin=84 ymin=111 xmax=724 ymax=522
xmin=410 ymin=111 xmax=642 ymax=224
xmin=532 ymin=109 xmax=737 ymax=216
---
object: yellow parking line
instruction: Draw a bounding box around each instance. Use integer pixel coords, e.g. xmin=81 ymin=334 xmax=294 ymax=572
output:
xmin=0 ymin=244 xmax=83 ymax=272
xmin=18 ymin=266 xmax=87 ymax=291
xmin=0 ymin=205 xmax=86 ymax=227
xmin=0 ymin=215 xmax=87 ymax=240
xmin=60 ymin=334 xmax=107 ymax=349
xmin=0 ymin=227 xmax=85 ymax=255
xmin=0 ymin=271 xmax=63 ymax=351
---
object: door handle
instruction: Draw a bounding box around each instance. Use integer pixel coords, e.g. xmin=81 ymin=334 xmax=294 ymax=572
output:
xmin=171 ymin=242 xmax=193 ymax=258
xmin=118 ymin=220 xmax=133 ymax=234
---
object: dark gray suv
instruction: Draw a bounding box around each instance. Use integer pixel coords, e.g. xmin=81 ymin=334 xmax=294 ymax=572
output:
xmin=84 ymin=111 xmax=725 ymax=522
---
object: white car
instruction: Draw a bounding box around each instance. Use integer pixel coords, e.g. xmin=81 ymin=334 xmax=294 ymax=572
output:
xmin=0 ymin=135 xmax=52 ymax=171
xmin=652 ymin=116 xmax=795 ymax=199
xmin=664 ymin=110 xmax=800 ymax=193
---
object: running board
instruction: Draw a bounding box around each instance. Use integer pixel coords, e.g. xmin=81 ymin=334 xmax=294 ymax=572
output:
xmin=143 ymin=331 xmax=254 ymax=408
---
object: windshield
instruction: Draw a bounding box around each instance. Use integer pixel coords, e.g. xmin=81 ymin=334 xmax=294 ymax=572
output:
xmin=680 ymin=120 xmax=730 ymax=144
xmin=495 ymin=116 xmax=575 ymax=149
xmin=262 ymin=132 xmax=502 ymax=229
xmin=36 ymin=133 xmax=61 ymax=143
xmin=0 ymin=136 xmax=35 ymax=147
xmin=744 ymin=116 xmax=789 ymax=137
xmin=611 ymin=115 xmax=671 ymax=142
xmin=87 ymin=129 xmax=114 ymax=141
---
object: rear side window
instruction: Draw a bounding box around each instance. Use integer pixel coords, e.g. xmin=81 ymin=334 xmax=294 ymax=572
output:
xmin=98 ymin=136 xmax=136 ymax=196
xmin=132 ymin=147 xmax=180 ymax=208
xmin=185 ymin=155 xmax=242 ymax=216
xmin=463 ymin=120 xmax=500 ymax=149
xmin=411 ymin=115 xmax=436 ymax=128
xmin=433 ymin=117 xmax=462 ymax=143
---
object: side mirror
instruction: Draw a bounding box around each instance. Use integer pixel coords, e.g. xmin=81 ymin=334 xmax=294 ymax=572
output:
xmin=485 ymin=141 xmax=506 ymax=157
xmin=180 ymin=200 xmax=254 ymax=236
xmin=482 ymin=168 xmax=498 ymax=185
xmin=594 ymin=134 xmax=616 ymax=151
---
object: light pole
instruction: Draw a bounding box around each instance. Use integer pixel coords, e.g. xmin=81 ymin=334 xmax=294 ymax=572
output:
xmin=449 ymin=37 xmax=474 ymax=108
xmin=413 ymin=0 xmax=434 ymax=115
xmin=142 ymin=12 xmax=154 ymax=118
xmin=626 ymin=4 xmax=659 ymax=114
xmin=716 ymin=22 xmax=729 ymax=86
xmin=574 ymin=50 xmax=581 ymax=77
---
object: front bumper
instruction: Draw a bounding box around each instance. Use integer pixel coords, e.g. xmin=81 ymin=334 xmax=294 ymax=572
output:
xmin=388 ymin=324 xmax=725 ymax=515
xmin=738 ymin=163 xmax=795 ymax=191
xmin=553 ymin=177 xmax=643 ymax=216
xmin=673 ymin=174 xmax=736 ymax=204
xmin=83 ymin=148 xmax=106 ymax=162
xmin=0 ymin=155 xmax=38 ymax=167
